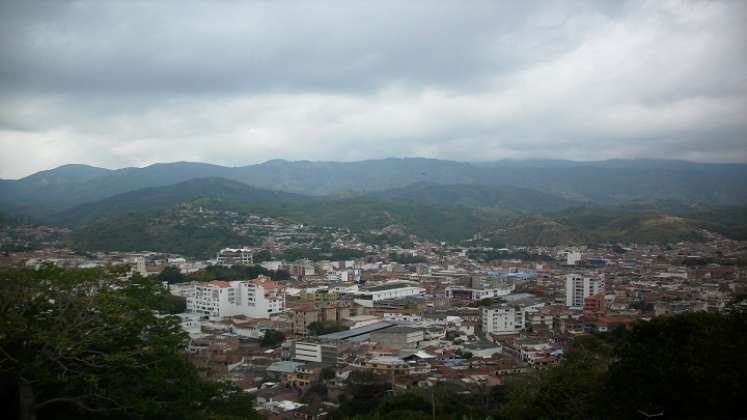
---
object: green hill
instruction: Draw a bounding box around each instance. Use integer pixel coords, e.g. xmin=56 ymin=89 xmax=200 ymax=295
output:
xmin=48 ymin=176 xmax=747 ymax=254
xmin=3 ymin=158 xmax=747 ymax=220
xmin=51 ymin=177 xmax=310 ymax=226
xmin=487 ymin=208 xmax=735 ymax=245
xmin=371 ymin=182 xmax=581 ymax=211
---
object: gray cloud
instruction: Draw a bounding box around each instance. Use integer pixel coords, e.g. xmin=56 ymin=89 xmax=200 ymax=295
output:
xmin=0 ymin=0 xmax=745 ymax=178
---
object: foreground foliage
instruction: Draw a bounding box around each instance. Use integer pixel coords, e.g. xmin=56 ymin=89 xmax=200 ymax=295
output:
xmin=0 ymin=266 xmax=260 ymax=420
xmin=500 ymin=312 xmax=746 ymax=419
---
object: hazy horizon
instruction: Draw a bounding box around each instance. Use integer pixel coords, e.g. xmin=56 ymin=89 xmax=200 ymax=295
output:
xmin=7 ymin=156 xmax=747 ymax=181
xmin=1 ymin=0 xmax=746 ymax=178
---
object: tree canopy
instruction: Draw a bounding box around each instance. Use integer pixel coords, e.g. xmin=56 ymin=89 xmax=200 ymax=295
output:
xmin=306 ymin=321 xmax=349 ymax=336
xmin=157 ymin=265 xmax=187 ymax=284
xmin=0 ymin=265 xmax=260 ymax=420
xmin=259 ymin=329 xmax=285 ymax=348
xmin=499 ymin=313 xmax=747 ymax=420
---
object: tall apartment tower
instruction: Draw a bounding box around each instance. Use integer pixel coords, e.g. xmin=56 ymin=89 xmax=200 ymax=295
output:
xmin=565 ymin=274 xmax=604 ymax=308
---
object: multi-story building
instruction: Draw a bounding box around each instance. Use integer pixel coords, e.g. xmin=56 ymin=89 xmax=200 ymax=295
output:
xmin=288 ymin=364 xmax=323 ymax=388
xmin=287 ymin=341 xmax=340 ymax=364
xmin=366 ymin=356 xmax=410 ymax=375
xmin=482 ymin=304 xmax=526 ymax=335
xmin=326 ymin=269 xmax=361 ymax=283
xmin=289 ymin=302 xmax=355 ymax=336
xmin=215 ymin=248 xmax=253 ymax=266
xmin=565 ymin=274 xmax=605 ymax=309
xmin=583 ymin=293 xmax=606 ymax=315
xmin=186 ymin=275 xmax=285 ymax=319
xmin=370 ymin=326 xmax=424 ymax=349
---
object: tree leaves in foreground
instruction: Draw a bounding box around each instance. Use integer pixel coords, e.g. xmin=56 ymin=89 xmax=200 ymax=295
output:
xmin=500 ymin=312 xmax=747 ymax=420
xmin=0 ymin=265 xmax=260 ymax=420
xmin=603 ymin=312 xmax=747 ymax=420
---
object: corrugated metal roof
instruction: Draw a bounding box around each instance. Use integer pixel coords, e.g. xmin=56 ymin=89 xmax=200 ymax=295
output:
xmin=318 ymin=321 xmax=394 ymax=341
xmin=266 ymin=361 xmax=305 ymax=373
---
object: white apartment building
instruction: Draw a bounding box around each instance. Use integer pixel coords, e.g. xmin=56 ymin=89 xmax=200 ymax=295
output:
xmin=215 ymin=248 xmax=254 ymax=266
xmin=289 ymin=341 xmax=339 ymax=364
xmin=353 ymin=282 xmax=424 ymax=307
xmin=186 ymin=275 xmax=286 ymax=319
xmin=326 ymin=269 xmax=361 ymax=283
xmin=565 ymin=274 xmax=605 ymax=308
xmin=566 ymin=251 xmax=583 ymax=265
xmin=133 ymin=256 xmax=147 ymax=276
xmin=482 ymin=304 xmax=526 ymax=335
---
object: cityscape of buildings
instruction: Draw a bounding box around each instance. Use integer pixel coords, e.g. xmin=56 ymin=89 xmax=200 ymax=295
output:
xmin=2 ymin=211 xmax=745 ymax=419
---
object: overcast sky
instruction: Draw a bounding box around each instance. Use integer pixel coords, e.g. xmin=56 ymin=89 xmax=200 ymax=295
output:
xmin=1 ymin=0 xmax=746 ymax=178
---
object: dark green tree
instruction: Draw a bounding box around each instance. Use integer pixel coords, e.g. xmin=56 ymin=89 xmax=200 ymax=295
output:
xmin=377 ymin=393 xmax=431 ymax=417
xmin=306 ymin=321 xmax=349 ymax=336
xmin=0 ymin=265 xmax=260 ymax=420
xmin=260 ymin=329 xmax=285 ymax=348
xmin=252 ymin=250 xmax=273 ymax=263
xmin=320 ymin=366 xmax=336 ymax=381
xmin=604 ymin=312 xmax=747 ymax=420
xmin=157 ymin=266 xmax=187 ymax=284
xmin=499 ymin=335 xmax=613 ymax=420
xmin=339 ymin=370 xmax=389 ymax=417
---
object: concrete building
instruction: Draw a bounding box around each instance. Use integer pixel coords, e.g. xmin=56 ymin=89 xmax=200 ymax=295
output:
xmin=134 ymin=256 xmax=147 ymax=276
xmin=215 ymin=248 xmax=253 ymax=266
xmin=583 ymin=293 xmax=606 ymax=315
xmin=566 ymin=251 xmax=582 ymax=265
xmin=565 ymin=274 xmax=605 ymax=309
xmin=353 ymin=282 xmax=424 ymax=307
xmin=445 ymin=284 xmax=513 ymax=301
xmin=326 ymin=269 xmax=361 ymax=283
xmin=289 ymin=303 xmax=355 ymax=336
xmin=186 ymin=275 xmax=286 ymax=319
xmin=370 ymin=326 xmax=424 ymax=349
xmin=482 ymin=304 xmax=525 ymax=335
xmin=366 ymin=356 xmax=410 ymax=375
xmin=288 ymin=341 xmax=339 ymax=364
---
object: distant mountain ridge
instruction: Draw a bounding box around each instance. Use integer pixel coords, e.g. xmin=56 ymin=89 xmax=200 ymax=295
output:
xmin=371 ymin=182 xmax=581 ymax=211
xmin=52 ymin=178 xmax=515 ymax=242
xmin=2 ymin=158 xmax=746 ymax=220
xmin=48 ymin=176 xmax=746 ymax=253
xmin=50 ymin=177 xmax=310 ymax=227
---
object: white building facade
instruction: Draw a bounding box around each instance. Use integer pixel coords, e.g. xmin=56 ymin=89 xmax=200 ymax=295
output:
xmin=565 ymin=274 xmax=605 ymax=308
xmin=482 ymin=305 xmax=526 ymax=335
xmin=215 ymin=248 xmax=254 ymax=266
xmin=186 ymin=275 xmax=286 ymax=319
xmin=326 ymin=269 xmax=361 ymax=283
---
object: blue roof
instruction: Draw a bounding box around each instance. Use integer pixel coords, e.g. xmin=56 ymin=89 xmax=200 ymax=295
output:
xmin=487 ymin=271 xmax=536 ymax=279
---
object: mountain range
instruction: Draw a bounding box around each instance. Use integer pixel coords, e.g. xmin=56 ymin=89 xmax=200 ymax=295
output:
xmin=1 ymin=158 xmax=746 ymax=251
xmin=2 ymin=158 xmax=746 ymax=218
